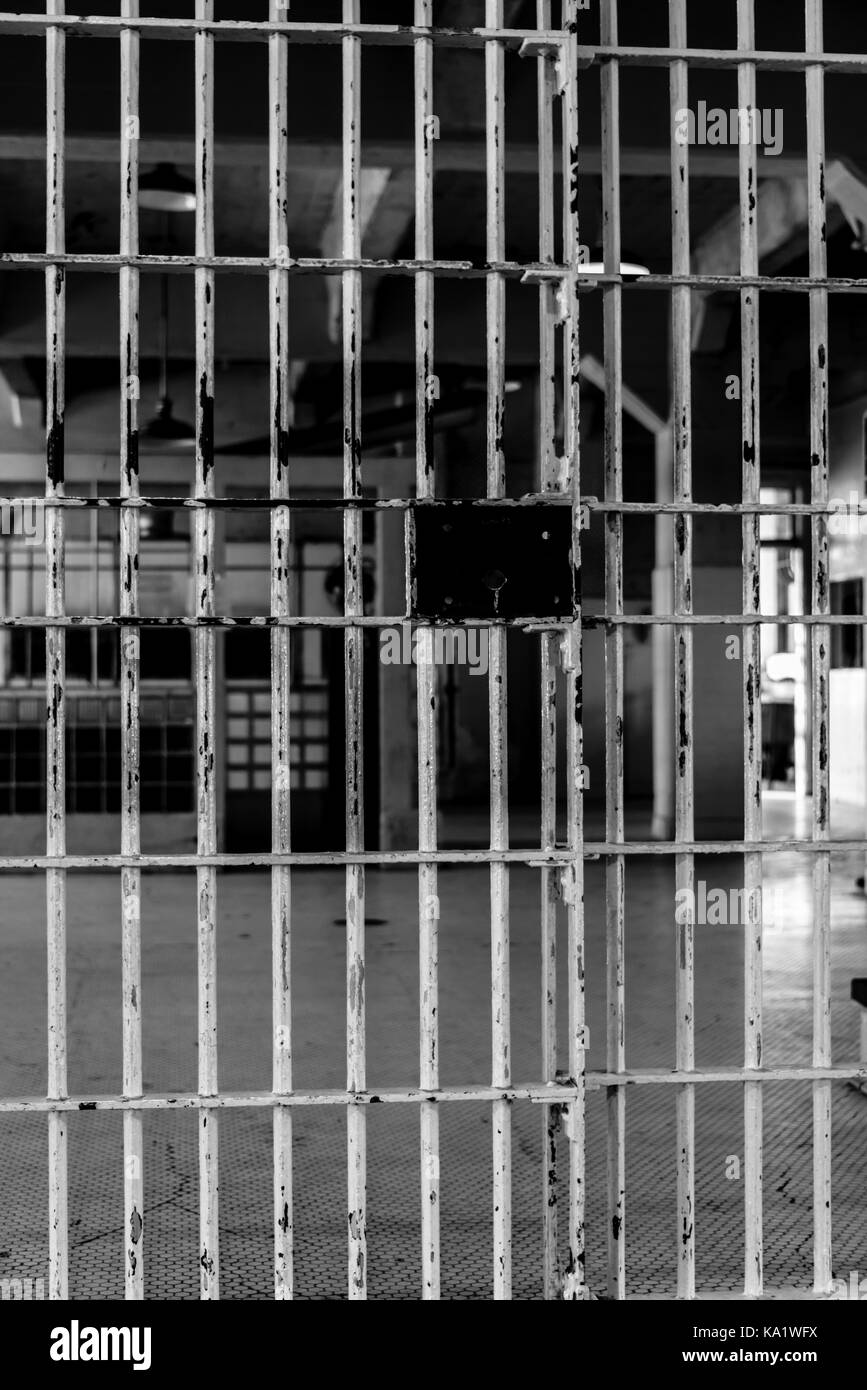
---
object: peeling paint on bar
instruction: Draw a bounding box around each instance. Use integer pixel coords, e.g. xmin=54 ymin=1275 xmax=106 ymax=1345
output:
xmin=670 ymin=0 xmax=695 ymax=1303
xmin=736 ymin=0 xmax=764 ymax=1302
xmin=805 ymin=0 xmax=833 ymax=1299
xmin=536 ymin=0 xmax=560 ymax=1304
xmin=486 ymin=0 xmax=512 ymax=1303
xmin=343 ymin=0 xmax=367 ymax=1304
xmin=269 ymin=0 xmax=293 ymax=1304
xmin=7 ymin=611 xmax=867 ymax=631
xmin=561 ymin=0 xmax=587 ymax=1304
xmin=6 ymin=494 xmax=867 ymax=517
xmin=414 ymin=0 xmax=440 ymax=1304
xmin=45 ymin=0 xmax=68 ymax=1305
xmin=2 ymin=1067 xmax=866 ymax=1114
xmin=0 ymin=16 xmax=565 ymax=51
xmin=119 ymin=0 xmax=144 ymax=1304
xmin=600 ymin=0 xmax=626 ymax=1305
xmin=195 ymin=0 xmax=219 ymax=1302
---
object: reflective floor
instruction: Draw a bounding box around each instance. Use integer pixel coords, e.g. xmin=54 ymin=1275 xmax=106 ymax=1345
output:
xmin=0 ymin=792 xmax=865 ymax=1299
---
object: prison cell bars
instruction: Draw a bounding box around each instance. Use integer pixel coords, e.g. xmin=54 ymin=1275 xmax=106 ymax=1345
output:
xmin=119 ymin=0 xmax=144 ymax=1302
xmin=736 ymin=0 xmax=764 ymax=1300
xmin=669 ymin=0 xmax=696 ymax=1302
xmin=535 ymin=0 xmax=561 ymax=1304
xmin=805 ymin=0 xmax=833 ymax=1298
xmin=342 ymin=0 xmax=367 ymax=1303
xmin=600 ymin=0 xmax=626 ymax=1303
xmin=1 ymin=2 xmax=854 ymax=1302
xmin=414 ymin=0 xmax=441 ymax=1302
xmin=194 ymin=0 xmax=220 ymax=1301
xmin=268 ymin=0 xmax=293 ymax=1301
xmin=45 ymin=0 xmax=68 ymax=1305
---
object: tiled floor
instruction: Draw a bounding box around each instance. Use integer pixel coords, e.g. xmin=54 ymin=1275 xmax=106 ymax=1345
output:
xmin=0 ymin=793 xmax=865 ymax=1299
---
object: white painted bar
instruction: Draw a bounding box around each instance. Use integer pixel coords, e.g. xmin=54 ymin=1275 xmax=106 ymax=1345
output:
xmin=342 ymin=0 xmax=367 ymax=1302
xmin=195 ymin=0 xmax=220 ymax=1301
xmin=486 ymin=0 xmax=512 ymax=1303
xmin=561 ymin=0 xmax=587 ymax=1303
xmin=269 ymin=0 xmax=293 ymax=1302
xmin=3 ymin=1068 xmax=864 ymax=1115
xmin=669 ymin=0 xmax=695 ymax=1302
xmin=535 ymin=0 xmax=560 ymax=1303
xmin=736 ymin=0 xmax=764 ymax=1301
xmin=45 ymin=0 xmax=69 ymax=1304
xmin=119 ymin=0 xmax=144 ymax=1302
xmin=805 ymin=0 xmax=833 ymax=1298
xmin=600 ymin=0 xmax=626 ymax=1304
xmin=414 ymin=0 xmax=441 ymax=1303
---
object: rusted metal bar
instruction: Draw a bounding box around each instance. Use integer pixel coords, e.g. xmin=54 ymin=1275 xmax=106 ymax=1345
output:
xmin=601 ymin=0 xmax=626 ymax=1304
xmin=342 ymin=0 xmax=367 ymax=1303
xmin=736 ymin=0 xmax=764 ymax=1301
xmin=561 ymin=0 xmax=587 ymax=1304
xmin=269 ymin=0 xmax=293 ymax=1302
xmin=414 ymin=0 xmax=440 ymax=1303
xmin=2 ymin=837 xmax=867 ymax=869
xmin=119 ymin=0 xmax=143 ymax=1303
xmin=4 ymin=1067 xmax=866 ymax=1115
xmin=194 ymin=0 xmax=219 ymax=1301
xmin=45 ymin=0 xmax=68 ymax=1304
xmin=669 ymin=0 xmax=695 ymax=1302
xmin=5 ymin=611 xmax=867 ymax=630
xmin=486 ymin=0 xmax=512 ymax=1302
xmin=805 ymin=0 xmax=832 ymax=1298
xmin=1 ymin=494 xmax=865 ymax=518
xmin=0 ymin=15 xmax=562 ymax=49
xmin=0 ymin=252 xmax=562 ymax=278
xmin=1 ymin=1083 xmax=585 ymax=1113
xmin=13 ymin=252 xmax=867 ymax=297
xmin=535 ymin=0 xmax=560 ymax=1304
xmin=14 ymin=250 xmax=867 ymax=296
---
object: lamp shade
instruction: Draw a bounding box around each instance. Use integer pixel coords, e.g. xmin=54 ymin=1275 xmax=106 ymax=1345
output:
xmin=139 ymin=163 xmax=196 ymax=213
xmin=141 ymin=397 xmax=196 ymax=448
xmin=579 ymin=244 xmax=650 ymax=280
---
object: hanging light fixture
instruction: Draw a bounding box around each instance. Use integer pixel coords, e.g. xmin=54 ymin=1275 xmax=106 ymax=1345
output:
xmin=579 ymin=243 xmax=650 ymax=280
xmin=139 ymin=164 xmax=197 ymax=447
xmin=139 ymin=162 xmax=197 ymax=214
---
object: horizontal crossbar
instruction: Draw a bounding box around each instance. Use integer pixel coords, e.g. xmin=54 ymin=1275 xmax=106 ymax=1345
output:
xmin=2 ymin=1069 xmax=863 ymax=1113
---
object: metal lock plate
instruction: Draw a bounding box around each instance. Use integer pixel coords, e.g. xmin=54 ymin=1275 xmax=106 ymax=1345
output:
xmin=410 ymin=502 xmax=577 ymax=620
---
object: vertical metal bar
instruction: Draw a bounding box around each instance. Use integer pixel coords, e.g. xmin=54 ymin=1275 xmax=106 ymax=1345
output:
xmin=414 ymin=0 xmax=440 ymax=1302
xmin=600 ymin=0 xmax=626 ymax=1303
xmin=195 ymin=0 xmax=219 ymax=1300
xmin=736 ymin=0 xmax=763 ymax=1300
xmin=536 ymin=0 xmax=560 ymax=1304
xmin=45 ymin=0 xmax=68 ymax=1304
xmin=119 ymin=0 xmax=143 ymax=1301
xmin=561 ymin=0 xmax=587 ymax=1303
xmin=269 ymin=0 xmax=293 ymax=1301
xmin=342 ymin=0 xmax=367 ymax=1302
xmin=485 ymin=0 xmax=511 ymax=1302
xmin=805 ymin=0 xmax=832 ymax=1296
xmin=668 ymin=0 xmax=695 ymax=1300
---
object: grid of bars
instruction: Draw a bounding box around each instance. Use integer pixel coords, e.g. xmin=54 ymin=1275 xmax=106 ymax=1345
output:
xmin=0 ymin=0 xmax=862 ymax=1301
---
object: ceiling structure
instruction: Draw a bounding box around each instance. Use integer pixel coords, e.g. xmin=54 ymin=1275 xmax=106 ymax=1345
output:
xmin=2 ymin=0 xmax=867 ymax=461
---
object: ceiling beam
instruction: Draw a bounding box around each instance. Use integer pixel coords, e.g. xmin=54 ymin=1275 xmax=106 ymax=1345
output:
xmin=320 ymin=168 xmax=416 ymax=343
xmin=0 ymin=134 xmax=821 ymax=180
